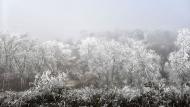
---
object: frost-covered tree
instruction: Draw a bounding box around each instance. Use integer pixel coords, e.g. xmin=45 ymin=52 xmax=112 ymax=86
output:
xmin=79 ymin=37 xmax=129 ymax=87
xmin=33 ymin=40 xmax=78 ymax=88
xmin=168 ymin=28 xmax=190 ymax=93
xmin=35 ymin=40 xmax=74 ymax=73
xmin=145 ymin=30 xmax=177 ymax=79
xmin=79 ymin=37 xmax=161 ymax=90
xmin=126 ymin=39 xmax=161 ymax=91
xmin=0 ymin=34 xmax=37 ymax=90
xmin=12 ymin=37 xmax=37 ymax=89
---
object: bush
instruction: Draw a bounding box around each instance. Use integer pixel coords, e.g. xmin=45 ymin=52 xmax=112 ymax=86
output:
xmin=33 ymin=70 xmax=68 ymax=91
xmin=1 ymin=85 xmax=190 ymax=107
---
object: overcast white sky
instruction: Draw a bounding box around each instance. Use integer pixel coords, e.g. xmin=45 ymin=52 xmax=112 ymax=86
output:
xmin=0 ymin=0 xmax=190 ymax=40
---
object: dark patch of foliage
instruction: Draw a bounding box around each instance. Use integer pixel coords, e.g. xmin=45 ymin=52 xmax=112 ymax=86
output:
xmin=1 ymin=87 xmax=190 ymax=107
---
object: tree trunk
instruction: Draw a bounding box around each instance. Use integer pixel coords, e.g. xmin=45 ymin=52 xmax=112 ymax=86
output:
xmin=2 ymin=74 xmax=5 ymax=91
xmin=180 ymin=83 xmax=184 ymax=95
xmin=20 ymin=76 xmax=24 ymax=90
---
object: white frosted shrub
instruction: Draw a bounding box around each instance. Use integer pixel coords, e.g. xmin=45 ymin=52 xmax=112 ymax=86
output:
xmin=34 ymin=70 xmax=67 ymax=91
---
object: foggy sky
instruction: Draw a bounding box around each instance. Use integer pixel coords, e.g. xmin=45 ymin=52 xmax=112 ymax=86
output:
xmin=0 ymin=0 xmax=190 ymax=40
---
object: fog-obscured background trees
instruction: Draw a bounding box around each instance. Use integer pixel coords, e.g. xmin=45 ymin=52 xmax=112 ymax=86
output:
xmin=168 ymin=28 xmax=190 ymax=94
xmin=1 ymin=28 xmax=189 ymax=92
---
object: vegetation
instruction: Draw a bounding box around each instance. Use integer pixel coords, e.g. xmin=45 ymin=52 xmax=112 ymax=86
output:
xmin=0 ymin=28 xmax=190 ymax=106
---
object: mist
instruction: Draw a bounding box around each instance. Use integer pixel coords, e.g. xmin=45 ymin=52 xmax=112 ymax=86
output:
xmin=1 ymin=0 xmax=190 ymax=40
